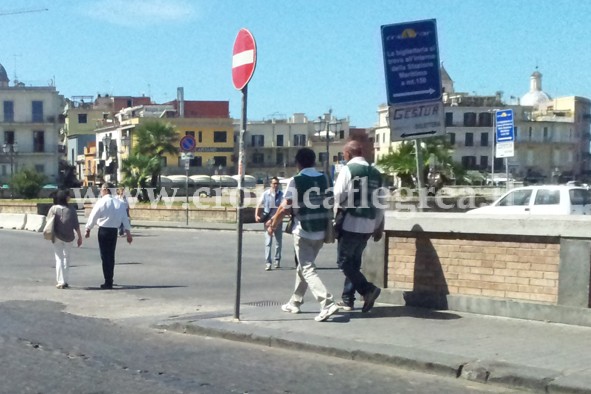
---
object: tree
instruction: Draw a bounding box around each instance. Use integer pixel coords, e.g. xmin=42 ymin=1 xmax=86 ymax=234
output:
xmin=120 ymin=152 xmax=160 ymax=201
xmin=9 ymin=168 xmax=46 ymax=199
xmin=132 ymin=121 xmax=179 ymax=190
xmin=376 ymin=136 xmax=459 ymax=190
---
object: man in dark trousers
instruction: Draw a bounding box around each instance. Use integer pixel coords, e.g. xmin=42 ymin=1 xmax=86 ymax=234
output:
xmin=85 ymin=183 xmax=133 ymax=289
xmin=333 ymin=140 xmax=385 ymax=313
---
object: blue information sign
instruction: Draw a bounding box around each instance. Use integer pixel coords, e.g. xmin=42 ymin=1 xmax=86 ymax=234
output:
xmin=495 ymin=109 xmax=514 ymax=142
xmin=381 ymin=19 xmax=442 ymax=105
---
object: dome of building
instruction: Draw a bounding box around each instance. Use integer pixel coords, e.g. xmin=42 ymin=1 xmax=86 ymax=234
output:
xmin=520 ymin=70 xmax=551 ymax=108
xmin=0 ymin=62 xmax=9 ymax=87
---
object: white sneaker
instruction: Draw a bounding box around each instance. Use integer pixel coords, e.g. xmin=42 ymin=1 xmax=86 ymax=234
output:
xmin=281 ymin=303 xmax=300 ymax=314
xmin=265 ymin=263 xmax=272 ymax=271
xmin=314 ymin=303 xmax=339 ymax=322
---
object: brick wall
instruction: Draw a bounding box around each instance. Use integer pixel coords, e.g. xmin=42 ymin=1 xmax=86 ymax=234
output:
xmin=388 ymin=232 xmax=561 ymax=304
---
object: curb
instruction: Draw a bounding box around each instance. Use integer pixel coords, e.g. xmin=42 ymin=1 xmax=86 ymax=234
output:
xmin=156 ymin=319 xmax=591 ymax=394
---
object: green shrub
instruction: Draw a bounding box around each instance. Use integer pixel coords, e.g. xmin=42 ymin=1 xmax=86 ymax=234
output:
xmin=9 ymin=169 xmax=47 ymax=199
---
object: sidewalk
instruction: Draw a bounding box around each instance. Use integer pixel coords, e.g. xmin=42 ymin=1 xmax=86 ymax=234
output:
xmin=82 ymin=214 xmax=591 ymax=393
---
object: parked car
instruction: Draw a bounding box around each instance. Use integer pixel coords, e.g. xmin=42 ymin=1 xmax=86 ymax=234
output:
xmin=466 ymin=185 xmax=591 ymax=215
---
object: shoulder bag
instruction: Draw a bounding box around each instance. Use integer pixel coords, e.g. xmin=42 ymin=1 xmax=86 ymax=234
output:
xmin=43 ymin=206 xmax=56 ymax=241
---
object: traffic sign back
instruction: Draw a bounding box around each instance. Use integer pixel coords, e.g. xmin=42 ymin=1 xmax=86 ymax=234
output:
xmin=232 ymin=29 xmax=257 ymax=90
xmin=381 ymin=19 xmax=442 ymax=105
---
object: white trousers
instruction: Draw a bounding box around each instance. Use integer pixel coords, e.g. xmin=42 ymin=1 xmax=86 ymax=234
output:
xmin=52 ymin=239 xmax=72 ymax=286
xmin=289 ymin=234 xmax=335 ymax=310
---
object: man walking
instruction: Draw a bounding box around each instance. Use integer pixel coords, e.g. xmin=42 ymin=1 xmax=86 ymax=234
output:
xmin=333 ymin=140 xmax=385 ymax=313
xmin=267 ymin=148 xmax=339 ymax=322
xmin=255 ymin=176 xmax=283 ymax=270
xmin=85 ymin=183 xmax=133 ymax=289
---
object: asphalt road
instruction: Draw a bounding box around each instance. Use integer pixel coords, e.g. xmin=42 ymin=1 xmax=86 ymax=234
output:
xmin=0 ymin=228 xmax=524 ymax=393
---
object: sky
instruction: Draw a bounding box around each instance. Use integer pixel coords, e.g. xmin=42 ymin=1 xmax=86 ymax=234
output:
xmin=1 ymin=0 xmax=590 ymax=128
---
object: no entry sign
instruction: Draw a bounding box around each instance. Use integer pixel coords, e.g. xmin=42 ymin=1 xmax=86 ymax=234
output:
xmin=232 ymin=29 xmax=257 ymax=90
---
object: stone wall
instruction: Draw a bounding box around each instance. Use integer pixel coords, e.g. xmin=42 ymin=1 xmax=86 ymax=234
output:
xmin=363 ymin=212 xmax=591 ymax=326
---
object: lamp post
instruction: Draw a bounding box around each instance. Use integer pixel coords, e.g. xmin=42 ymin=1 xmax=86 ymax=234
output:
xmin=118 ymin=134 xmax=130 ymax=185
xmin=314 ymin=110 xmax=341 ymax=179
xmin=102 ymin=134 xmax=112 ymax=185
xmin=2 ymin=142 xmax=18 ymax=180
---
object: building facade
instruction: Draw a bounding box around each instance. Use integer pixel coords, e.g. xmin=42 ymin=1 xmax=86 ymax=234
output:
xmin=374 ymin=66 xmax=590 ymax=184
xmin=234 ymin=112 xmax=353 ymax=181
xmin=0 ymin=62 xmax=65 ymax=185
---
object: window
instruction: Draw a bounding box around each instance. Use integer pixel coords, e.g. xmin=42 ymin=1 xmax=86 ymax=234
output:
xmin=198 ymin=131 xmax=202 ymax=143
xmin=528 ymin=127 xmax=533 ymax=141
xmin=252 ymin=153 xmax=264 ymax=164
xmin=514 ymin=126 xmax=519 ymax=142
xmin=339 ymin=129 xmax=345 ymax=139
xmin=251 ymin=135 xmax=264 ymax=147
xmin=3 ymin=101 xmax=14 ymax=122
xmin=185 ymin=131 xmax=195 ymax=137
xmin=570 ymin=189 xmax=591 ymax=205
xmin=78 ymin=114 xmax=87 ymax=124
xmin=480 ymin=132 xmax=489 ymax=147
xmin=4 ymin=130 xmax=14 ymax=144
xmin=543 ymin=127 xmax=550 ymax=141
xmin=445 ymin=112 xmax=453 ymax=127
xmin=32 ymin=101 xmax=43 ymax=122
xmin=294 ymin=134 xmax=306 ymax=146
xmin=448 ymin=132 xmax=455 ymax=145
xmin=465 ymin=132 xmax=474 ymax=146
xmin=478 ymin=112 xmax=492 ymax=127
xmin=534 ymin=189 xmax=560 ymax=205
xmin=276 ymin=151 xmax=284 ymax=165
xmin=276 ymin=134 xmax=284 ymax=147
xmin=461 ymin=156 xmax=476 ymax=169
xmin=33 ymin=131 xmax=44 ymax=152
xmin=498 ymin=189 xmax=532 ymax=206
xmin=319 ymin=152 xmax=328 ymax=164
xmin=463 ymin=112 xmax=476 ymax=127
xmin=213 ymin=131 xmax=227 ymax=143
xmin=34 ymin=164 xmax=44 ymax=174
xmin=480 ymin=156 xmax=488 ymax=169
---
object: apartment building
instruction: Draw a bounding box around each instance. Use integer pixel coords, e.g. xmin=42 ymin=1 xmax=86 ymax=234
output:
xmin=86 ymin=88 xmax=232 ymax=185
xmin=234 ymin=112 xmax=352 ymax=181
xmin=0 ymin=61 xmax=65 ymax=185
xmin=373 ymin=66 xmax=590 ymax=183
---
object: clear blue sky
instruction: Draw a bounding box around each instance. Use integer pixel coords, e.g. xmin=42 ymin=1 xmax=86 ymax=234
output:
xmin=1 ymin=0 xmax=590 ymax=128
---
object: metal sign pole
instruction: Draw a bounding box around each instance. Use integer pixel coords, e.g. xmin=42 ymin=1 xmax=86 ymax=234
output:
xmin=185 ymin=159 xmax=189 ymax=226
xmin=414 ymin=139 xmax=426 ymax=211
xmin=234 ymin=85 xmax=247 ymax=321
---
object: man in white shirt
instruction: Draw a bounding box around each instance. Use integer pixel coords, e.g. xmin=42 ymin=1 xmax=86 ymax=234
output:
xmin=85 ymin=183 xmax=133 ymax=289
xmin=254 ymin=176 xmax=283 ymax=270
xmin=333 ymin=140 xmax=385 ymax=313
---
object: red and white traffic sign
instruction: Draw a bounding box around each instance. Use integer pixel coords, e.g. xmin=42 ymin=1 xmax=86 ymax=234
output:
xmin=232 ymin=28 xmax=257 ymax=90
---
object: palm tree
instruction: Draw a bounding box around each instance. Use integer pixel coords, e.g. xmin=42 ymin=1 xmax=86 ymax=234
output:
xmin=132 ymin=120 xmax=179 ymax=189
xmin=120 ymin=152 xmax=161 ymax=201
xmin=377 ymin=136 xmax=459 ymax=189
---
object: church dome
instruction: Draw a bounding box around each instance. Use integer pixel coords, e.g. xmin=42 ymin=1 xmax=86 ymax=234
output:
xmin=520 ymin=70 xmax=551 ymax=108
xmin=0 ymin=62 xmax=8 ymax=87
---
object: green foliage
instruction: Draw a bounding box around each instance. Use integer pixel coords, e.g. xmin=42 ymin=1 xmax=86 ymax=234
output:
xmin=376 ymin=136 xmax=461 ymax=188
xmin=120 ymin=152 xmax=161 ymax=201
xmin=131 ymin=121 xmax=179 ymax=189
xmin=9 ymin=168 xmax=47 ymax=198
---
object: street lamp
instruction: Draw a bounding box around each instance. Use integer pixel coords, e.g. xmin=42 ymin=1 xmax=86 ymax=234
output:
xmin=2 ymin=142 xmax=18 ymax=180
xmin=102 ymin=134 xmax=112 ymax=185
xmin=314 ymin=110 xmax=341 ymax=179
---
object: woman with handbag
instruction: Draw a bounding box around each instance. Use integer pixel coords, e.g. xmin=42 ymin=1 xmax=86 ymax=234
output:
xmin=46 ymin=190 xmax=82 ymax=289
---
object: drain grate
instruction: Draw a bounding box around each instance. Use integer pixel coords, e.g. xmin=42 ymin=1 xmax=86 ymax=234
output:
xmin=242 ymin=300 xmax=283 ymax=307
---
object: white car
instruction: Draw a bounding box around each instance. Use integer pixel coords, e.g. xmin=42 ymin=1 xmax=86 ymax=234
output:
xmin=467 ymin=185 xmax=591 ymax=215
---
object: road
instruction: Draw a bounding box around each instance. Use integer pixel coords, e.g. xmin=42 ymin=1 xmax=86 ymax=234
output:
xmin=0 ymin=228 xmax=524 ymax=393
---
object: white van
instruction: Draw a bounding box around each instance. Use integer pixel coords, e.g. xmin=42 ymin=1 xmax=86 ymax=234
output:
xmin=467 ymin=185 xmax=591 ymax=216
